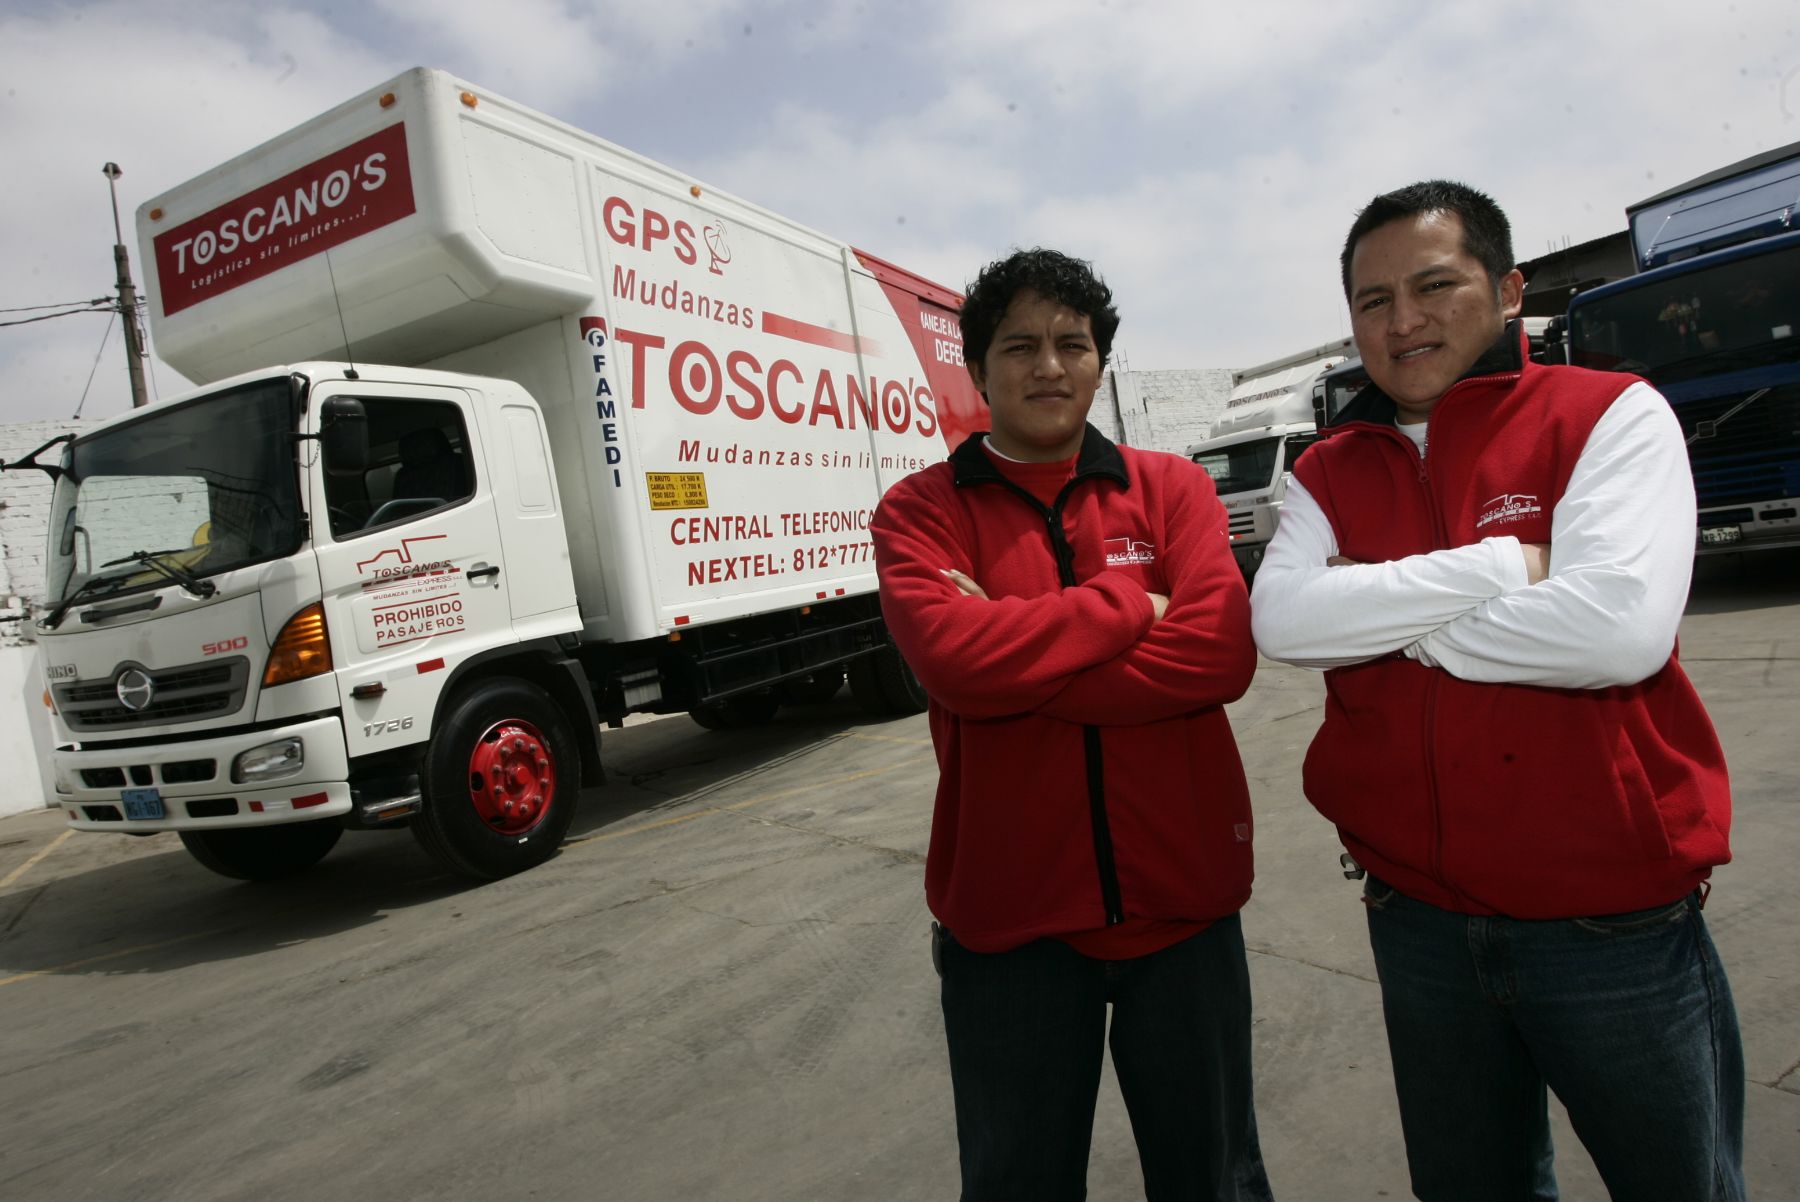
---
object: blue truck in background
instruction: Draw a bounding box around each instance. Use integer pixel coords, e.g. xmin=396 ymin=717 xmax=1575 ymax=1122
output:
xmin=1567 ymin=143 xmax=1800 ymax=553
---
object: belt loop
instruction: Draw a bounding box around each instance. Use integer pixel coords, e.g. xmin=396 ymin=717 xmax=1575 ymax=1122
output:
xmin=1696 ymin=880 xmax=1711 ymax=910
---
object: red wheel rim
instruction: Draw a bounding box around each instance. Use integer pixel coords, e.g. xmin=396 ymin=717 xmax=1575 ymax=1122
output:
xmin=467 ymin=718 xmax=557 ymax=836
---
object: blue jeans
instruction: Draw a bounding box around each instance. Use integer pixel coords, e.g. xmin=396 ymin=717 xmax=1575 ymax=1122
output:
xmin=1362 ymin=877 xmax=1744 ymax=1201
xmin=935 ymin=915 xmax=1275 ymax=1201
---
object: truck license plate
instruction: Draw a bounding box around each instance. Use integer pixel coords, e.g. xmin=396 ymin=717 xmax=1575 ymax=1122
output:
xmin=1700 ymin=526 xmax=1742 ymax=547
xmin=121 ymin=788 xmax=165 ymax=821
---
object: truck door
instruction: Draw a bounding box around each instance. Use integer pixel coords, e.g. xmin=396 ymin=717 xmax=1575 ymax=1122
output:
xmin=309 ymin=382 xmax=515 ymax=756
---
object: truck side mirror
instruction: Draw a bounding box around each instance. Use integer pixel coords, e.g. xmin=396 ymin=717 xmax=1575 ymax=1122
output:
xmin=321 ymin=397 xmax=369 ymax=475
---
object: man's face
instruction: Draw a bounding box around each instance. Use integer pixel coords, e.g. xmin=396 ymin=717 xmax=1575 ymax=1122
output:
xmin=969 ymin=290 xmax=1101 ymax=462
xmin=1348 ymin=210 xmax=1523 ymax=423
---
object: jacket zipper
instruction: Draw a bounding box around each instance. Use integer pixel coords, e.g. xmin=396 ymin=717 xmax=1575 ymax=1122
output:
xmin=991 ymin=474 xmax=1126 ymax=927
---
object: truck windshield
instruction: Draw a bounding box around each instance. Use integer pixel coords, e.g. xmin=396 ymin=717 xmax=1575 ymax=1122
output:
xmin=1569 ymin=241 xmax=1800 ymax=384
xmin=46 ymin=380 xmax=303 ymax=608
xmin=1192 ymin=436 xmax=1281 ymax=496
xmin=1321 ymin=370 xmax=1371 ymax=425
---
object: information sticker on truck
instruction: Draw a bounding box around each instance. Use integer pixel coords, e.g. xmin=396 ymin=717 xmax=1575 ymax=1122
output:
xmin=646 ymin=473 xmax=708 ymax=511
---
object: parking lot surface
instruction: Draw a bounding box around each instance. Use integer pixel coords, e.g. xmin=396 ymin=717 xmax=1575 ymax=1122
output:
xmin=3 ymin=550 xmax=1797 ymax=1200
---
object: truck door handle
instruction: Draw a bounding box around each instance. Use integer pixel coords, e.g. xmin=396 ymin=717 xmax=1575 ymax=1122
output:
xmin=468 ymin=564 xmax=500 ymax=584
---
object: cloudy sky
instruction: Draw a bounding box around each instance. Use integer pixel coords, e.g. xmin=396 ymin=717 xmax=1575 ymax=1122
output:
xmin=2 ymin=0 xmax=1796 ymax=425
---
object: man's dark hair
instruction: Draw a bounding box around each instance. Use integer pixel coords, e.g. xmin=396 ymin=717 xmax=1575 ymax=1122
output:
xmin=1339 ymin=180 xmax=1515 ymax=299
xmin=959 ymin=248 xmax=1120 ymax=384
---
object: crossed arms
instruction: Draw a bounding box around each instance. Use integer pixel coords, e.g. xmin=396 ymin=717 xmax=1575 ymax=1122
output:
xmin=1250 ymin=383 xmax=1695 ymax=689
xmin=871 ymin=469 xmax=1254 ymax=724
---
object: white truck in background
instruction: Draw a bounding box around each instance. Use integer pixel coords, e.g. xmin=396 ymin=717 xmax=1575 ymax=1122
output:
xmin=5 ymin=68 xmax=983 ymax=883
xmin=1185 ymin=339 xmax=1352 ymax=581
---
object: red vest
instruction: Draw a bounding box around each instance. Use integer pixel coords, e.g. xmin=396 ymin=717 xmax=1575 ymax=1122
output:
xmin=1294 ymin=338 xmax=1731 ymax=917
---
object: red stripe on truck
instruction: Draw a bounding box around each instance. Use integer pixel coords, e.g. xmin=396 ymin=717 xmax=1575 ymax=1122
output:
xmin=761 ymin=311 xmax=881 ymax=356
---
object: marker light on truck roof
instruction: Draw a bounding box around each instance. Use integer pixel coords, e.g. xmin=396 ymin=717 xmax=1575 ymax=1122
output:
xmin=148 ymin=208 xmax=163 ymax=221
xmin=263 ymin=603 xmax=332 ymax=687
xmin=460 ymin=91 xmax=478 ymax=108
xmin=380 ymin=92 xmax=397 ymax=109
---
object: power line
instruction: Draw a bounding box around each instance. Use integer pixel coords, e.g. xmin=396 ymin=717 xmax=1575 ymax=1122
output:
xmin=0 ymin=297 xmax=113 ymax=313
xmin=0 ymin=304 xmax=114 ymax=329
xmin=73 ymin=311 xmax=118 ymax=420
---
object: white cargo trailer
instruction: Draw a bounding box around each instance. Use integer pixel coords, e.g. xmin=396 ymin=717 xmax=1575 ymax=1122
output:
xmin=11 ymin=68 xmax=982 ymax=881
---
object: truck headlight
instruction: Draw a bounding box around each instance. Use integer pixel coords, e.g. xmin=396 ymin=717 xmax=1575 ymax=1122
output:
xmin=233 ymin=738 xmax=305 ymax=783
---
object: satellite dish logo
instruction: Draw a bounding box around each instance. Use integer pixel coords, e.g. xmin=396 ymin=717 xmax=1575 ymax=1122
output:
xmin=704 ymin=222 xmax=732 ymax=276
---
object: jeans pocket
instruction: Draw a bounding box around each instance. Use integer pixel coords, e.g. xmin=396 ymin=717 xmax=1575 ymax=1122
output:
xmin=1362 ymin=877 xmax=1399 ymax=911
xmin=1571 ymin=895 xmax=1691 ymax=936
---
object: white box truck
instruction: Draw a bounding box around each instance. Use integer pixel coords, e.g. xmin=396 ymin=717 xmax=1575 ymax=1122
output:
xmin=1184 ymin=339 xmax=1352 ymax=580
xmin=7 ymin=68 xmax=983 ymax=882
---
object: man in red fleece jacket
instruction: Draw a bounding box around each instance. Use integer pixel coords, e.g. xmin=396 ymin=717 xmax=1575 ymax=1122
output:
xmin=1252 ymin=181 xmax=1743 ymax=1201
xmin=871 ymin=248 xmax=1272 ymax=1201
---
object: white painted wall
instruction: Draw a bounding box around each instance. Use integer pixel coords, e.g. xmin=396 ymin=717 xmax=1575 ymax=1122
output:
xmin=2 ymin=420 xmax=101 ymax=816
xmin=1092 ymin=368 xmax=1236 ymax=454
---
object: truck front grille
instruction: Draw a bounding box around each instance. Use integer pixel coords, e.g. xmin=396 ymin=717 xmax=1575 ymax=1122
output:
xmin=55 ymin=658 xmax=251 ymax=733
xmin=1227 ymin=510 xmax=1257 ymax=537
xmin=1681 ymin=382 xmax=1800 ymax=509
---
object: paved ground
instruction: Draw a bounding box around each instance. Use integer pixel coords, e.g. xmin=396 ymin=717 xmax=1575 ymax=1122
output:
xmin=2 ymin=549 xmax=1797 ymax=1201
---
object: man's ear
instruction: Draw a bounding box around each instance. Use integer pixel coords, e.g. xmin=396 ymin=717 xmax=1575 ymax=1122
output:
xmin=967 ymin=359 xmax=989 ymax=404
xmin=1498 ymin=267 xmax=1525 ymax=320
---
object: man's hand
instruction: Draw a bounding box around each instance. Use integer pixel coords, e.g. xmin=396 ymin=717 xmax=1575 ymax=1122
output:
xmin=944 ymin=568 xmax=1168 ymax=621
xmin=941 ymin=568 xmax=988 ymax=600
xmin=1521 ymin=542 xmax=1551 ymax=585
xmin=1325 ymin=555 xmax=1360 ymax=567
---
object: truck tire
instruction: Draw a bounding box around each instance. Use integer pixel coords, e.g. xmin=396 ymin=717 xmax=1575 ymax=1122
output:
xmin=848 ymin=646 xmax=928 ymax=716
xmin=688 ymin=689 xmax=781 ymax=730
xmin=179 ymin=821 xmax=343 ymax=881
xmin=412 ymin=679 xmax=579 ymax=880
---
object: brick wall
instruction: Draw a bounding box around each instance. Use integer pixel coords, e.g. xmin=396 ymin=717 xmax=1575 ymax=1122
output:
xmin=1 ymin=420 xmax=104 ymax=645
xmin=1092 ymin=368 xmax=1235 ymax=455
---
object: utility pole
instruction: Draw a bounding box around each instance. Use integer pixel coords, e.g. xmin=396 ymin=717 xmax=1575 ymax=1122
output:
xmin=102 ymin=162 xmax=150 ymax=409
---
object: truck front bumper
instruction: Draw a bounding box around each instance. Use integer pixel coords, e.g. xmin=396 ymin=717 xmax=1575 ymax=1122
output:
xmin=52 ymin=715 xmax=352 ymax=832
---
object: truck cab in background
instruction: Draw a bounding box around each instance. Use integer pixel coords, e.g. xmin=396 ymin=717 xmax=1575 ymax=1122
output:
xmin=1567 ymin=143 xmax=1800 ymax=554
xmin=1185 ymin=339 xmax=1351 ymax=582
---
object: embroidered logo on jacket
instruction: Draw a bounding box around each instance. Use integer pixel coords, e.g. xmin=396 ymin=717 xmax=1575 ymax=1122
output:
xmin=1475 ymin=493 xmax=1544 ymax=529
xmin=1103 ymin=537 xmax=1156 ymax=566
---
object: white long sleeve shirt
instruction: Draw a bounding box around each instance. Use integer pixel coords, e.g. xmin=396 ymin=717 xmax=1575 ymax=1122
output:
xmin=1250 ymin=381 xmax=1695 ymax=690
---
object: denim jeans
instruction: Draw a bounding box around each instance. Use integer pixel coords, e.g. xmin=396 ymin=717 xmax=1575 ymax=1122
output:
xmin=935 ymin=915 xmax=1275 ymax=1201
xmin=1362 ymin=876 xmax=1744 ymax=1202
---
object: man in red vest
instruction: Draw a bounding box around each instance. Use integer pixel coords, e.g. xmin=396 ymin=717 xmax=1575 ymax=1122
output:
xmin=1252 ymin=180 xmax=1744 ymax=1201
xmin=872 ymin=248 xmax=1272 ymax=1200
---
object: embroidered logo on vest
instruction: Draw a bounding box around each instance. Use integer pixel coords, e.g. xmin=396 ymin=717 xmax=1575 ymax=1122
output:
xmin=1103 ymin=536 xmax=1156 ymax=566
xmin=1475 ymin=493 xmax=1544 ymax=529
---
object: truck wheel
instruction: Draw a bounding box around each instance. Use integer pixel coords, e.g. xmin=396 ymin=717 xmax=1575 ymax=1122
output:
xmin=412 ymin=679 xmax=579 ymax=880
xmin=688 ymin=689 xmax=781 ymax=730
xmin=779 ymin=668 xmax=844 ymax=706
xmin=179 ymin=822 xmax=343 ymax=881
xmin=848 ymin=646 xmax=928 ymax=716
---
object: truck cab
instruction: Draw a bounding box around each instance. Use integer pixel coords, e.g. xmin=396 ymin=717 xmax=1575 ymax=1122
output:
xmin=34 ymin=364 xmax=596 ymax=879
xmin=1185 ymin=341 xmax=1351 ymax=580
xmin=1567 ymin=143 xmax=1800 ymax=553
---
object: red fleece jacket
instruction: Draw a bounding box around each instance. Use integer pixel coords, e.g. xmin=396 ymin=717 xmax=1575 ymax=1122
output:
xmin=871 ymin=426 xmax=1257 ymax=953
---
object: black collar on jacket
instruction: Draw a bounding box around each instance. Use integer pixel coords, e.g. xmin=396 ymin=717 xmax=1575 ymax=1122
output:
xmin=1329 ymin=318 xmax=1528 ymax=429
xmin=948 ymin=422 xmax=1131 ymax=489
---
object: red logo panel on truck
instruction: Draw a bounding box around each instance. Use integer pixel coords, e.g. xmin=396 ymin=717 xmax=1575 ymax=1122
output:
xmin=152 ymin=123 xmax=416 ymax=316
xmin=853 ymin=249 xmax=986 ymax=451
